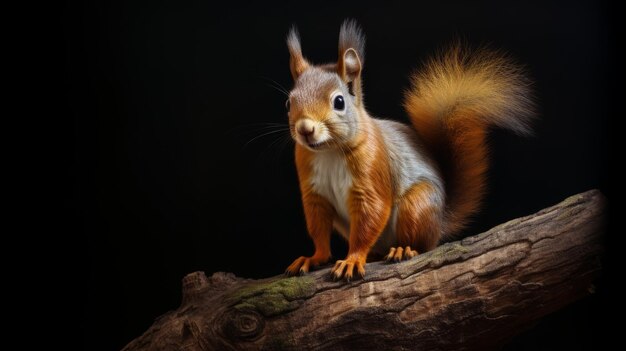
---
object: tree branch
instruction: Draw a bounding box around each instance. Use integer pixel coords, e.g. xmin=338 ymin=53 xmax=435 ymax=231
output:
xmin=122 ymin=190 xmax=606 ymax=351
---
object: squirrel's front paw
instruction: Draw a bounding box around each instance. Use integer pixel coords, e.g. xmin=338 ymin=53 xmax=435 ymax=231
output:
xmin=331 ymin=254 xmax=366 ymax=281
xmin=285 ymin=255 xmax=329 ymax=276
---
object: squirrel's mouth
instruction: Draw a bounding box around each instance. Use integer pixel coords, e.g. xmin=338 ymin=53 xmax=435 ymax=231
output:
xmin=297 ymin=131 xmax=332 ymax=151
xmin=307 ymin=141 xmax=328 ymax=149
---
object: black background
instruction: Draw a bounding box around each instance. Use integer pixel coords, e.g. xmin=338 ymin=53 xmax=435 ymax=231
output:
xmin=66 ymin=1 xmax=614 ymax=350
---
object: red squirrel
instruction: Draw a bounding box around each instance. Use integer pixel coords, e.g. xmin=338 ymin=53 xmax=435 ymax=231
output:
xmin=284 ymin=20 xmax=534 ymax=280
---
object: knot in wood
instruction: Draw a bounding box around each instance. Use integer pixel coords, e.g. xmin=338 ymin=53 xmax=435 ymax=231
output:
xmin=222 ymin=310 xmax=265 ymax=341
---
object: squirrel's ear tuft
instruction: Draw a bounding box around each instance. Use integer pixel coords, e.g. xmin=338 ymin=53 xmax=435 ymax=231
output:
xmin=338 ymin=19 xmax=365 ymax=67
xmin=287 ymin=26 xmax=309 ymax=80
xmin=338 ymin=20 xmax=365 ymax=104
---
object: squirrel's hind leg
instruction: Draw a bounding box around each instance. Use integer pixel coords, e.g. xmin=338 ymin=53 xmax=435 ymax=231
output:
xmin=388 ymin=181 xmax=443 ymax=262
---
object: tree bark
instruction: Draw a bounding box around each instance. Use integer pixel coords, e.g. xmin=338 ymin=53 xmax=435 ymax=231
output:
xmin=122 ymin=190 xmax=606 ymax=351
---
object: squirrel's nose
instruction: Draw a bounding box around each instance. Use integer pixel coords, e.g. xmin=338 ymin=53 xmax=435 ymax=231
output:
xmin=297 ymin=125 xmax=315 ymax=137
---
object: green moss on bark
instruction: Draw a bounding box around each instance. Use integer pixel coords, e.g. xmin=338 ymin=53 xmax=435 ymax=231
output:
xmin=226 ymin=276 xmax=315 ymax=317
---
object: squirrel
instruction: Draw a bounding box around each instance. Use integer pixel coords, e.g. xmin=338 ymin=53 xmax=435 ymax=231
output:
xmin=284 ymin=20 xmax=534 ymax=280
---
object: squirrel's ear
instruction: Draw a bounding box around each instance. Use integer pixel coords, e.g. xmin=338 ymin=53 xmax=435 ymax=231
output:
xmin=337 ymin=20 xmax=365 ymax=103
xmin=340 ymin=48 xmax=362 ymax=84
xmin=287 ymin=27 xmax=309 ymax=80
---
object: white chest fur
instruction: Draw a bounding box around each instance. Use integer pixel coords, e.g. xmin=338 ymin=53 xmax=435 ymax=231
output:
xmin=310 ymin=151 xmax=353 ymax=224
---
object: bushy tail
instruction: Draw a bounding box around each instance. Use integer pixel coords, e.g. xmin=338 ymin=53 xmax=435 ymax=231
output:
xmin=404 ymin=45 xmax=534 ymax=239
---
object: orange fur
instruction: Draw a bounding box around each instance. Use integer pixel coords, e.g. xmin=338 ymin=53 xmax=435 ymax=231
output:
xmin=395 ymin=181 xmax=442 ymax=253
xmin=291 ymin=118 xmax=394 ymax=279
xmin=343 ymin=119 xmax=393 ymax=264
xmin=285 ymin=23 xmax=534 ymax=279
xmin=404 ymin=45 xmax=534 ymax=238
xmin=285 ymin=145 xmax=335 ymax=275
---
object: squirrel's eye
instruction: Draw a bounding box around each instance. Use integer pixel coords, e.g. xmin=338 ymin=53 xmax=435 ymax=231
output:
xmin=333 ymin=95 xmax=345 ymax=111
xmin=285 ymin=99 xmax=290 ymax=111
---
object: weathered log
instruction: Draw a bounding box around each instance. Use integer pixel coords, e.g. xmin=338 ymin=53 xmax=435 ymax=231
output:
xmin=122 ymin=190 xmax=606 ymax=350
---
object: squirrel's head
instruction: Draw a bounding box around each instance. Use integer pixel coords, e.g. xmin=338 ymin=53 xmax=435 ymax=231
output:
xmin=285 ymin=20 xmax=365 ymax=152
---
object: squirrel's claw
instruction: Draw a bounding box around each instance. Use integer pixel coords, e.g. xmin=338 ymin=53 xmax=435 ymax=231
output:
xmin=285 ymin=255 xmax=329 ymax=276
xmin=330 ymin=255 xmax=366 ymax=281
xmin=385 ymin=246 xmax=418 ymax=263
